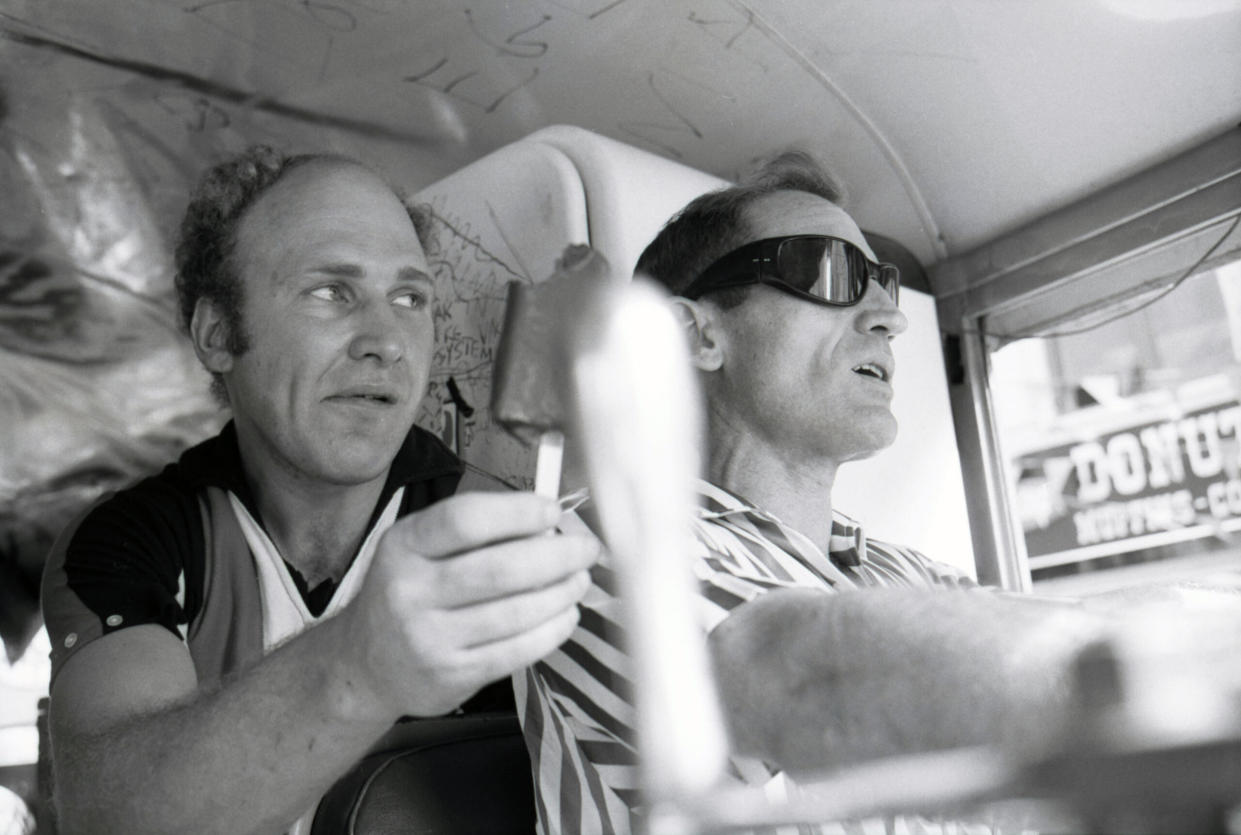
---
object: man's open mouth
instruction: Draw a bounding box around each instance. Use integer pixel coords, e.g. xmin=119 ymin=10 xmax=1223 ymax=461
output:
xmin=852 ymin=362 xmax=889 ymax=383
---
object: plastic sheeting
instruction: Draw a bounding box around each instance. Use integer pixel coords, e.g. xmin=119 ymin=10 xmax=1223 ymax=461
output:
xmin=0 ymin=83 xmax=227 ymax=661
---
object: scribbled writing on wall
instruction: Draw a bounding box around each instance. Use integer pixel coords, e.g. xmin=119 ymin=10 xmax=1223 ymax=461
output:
xmin=417 ymin=199 xmax=536 ymax=490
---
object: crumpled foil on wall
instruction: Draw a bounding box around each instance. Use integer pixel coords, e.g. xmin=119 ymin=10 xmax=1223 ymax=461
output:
xmin=0 ymin=83 xmax=225 ymax=662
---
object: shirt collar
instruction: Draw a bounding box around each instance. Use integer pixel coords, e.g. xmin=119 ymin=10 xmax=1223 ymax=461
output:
xmin=694 ymin=478 xmax=863 ymax=568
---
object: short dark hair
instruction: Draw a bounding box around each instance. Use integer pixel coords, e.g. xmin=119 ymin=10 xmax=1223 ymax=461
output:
xmin=634 ymin=150 xmax=844 ymax=308
xmin=173 ymin=145 xmax=433 ymax=403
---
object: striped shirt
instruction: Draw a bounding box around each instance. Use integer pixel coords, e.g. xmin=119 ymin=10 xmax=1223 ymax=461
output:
xmin=515 ymin=479 xmax=979 ymax=835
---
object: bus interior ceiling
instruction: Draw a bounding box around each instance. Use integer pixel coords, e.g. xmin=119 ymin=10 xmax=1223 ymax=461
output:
xmin=2 ymin=1 xmax=1241 ymax=666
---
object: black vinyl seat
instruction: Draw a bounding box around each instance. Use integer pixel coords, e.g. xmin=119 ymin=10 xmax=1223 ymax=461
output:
xmin=311 ymin=712 xmax=536 ymax=834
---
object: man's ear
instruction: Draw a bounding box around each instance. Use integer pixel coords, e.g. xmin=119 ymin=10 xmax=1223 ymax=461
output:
xmin=669 ymin=297 xmax=724 ymax=372
xmin=189 ymin=298 xmax=235 ymax=375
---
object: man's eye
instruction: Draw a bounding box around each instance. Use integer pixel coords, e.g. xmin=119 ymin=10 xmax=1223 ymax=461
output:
xmin=309 ymin=285 xmax=346 ymax=302
xmin=393 ymin=289 xmax=430 ymax=309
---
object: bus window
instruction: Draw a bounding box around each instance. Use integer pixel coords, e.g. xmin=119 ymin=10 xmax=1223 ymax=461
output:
xmin=992 ymin=255 xmax=1241 ymax=595
xmin=934 ymin=126 xmax=1241 ymax=594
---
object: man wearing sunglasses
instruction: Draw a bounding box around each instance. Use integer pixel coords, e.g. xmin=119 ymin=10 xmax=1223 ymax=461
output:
xmin=518 ymin=152 xmax=1120 ymax=834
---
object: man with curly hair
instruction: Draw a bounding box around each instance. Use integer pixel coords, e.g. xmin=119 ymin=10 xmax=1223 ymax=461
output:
xmin=41 ymin=146 xmax=598 ymax=835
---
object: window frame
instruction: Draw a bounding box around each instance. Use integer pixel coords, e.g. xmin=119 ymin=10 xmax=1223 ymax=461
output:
xmin=929 ymin=126 xmax=1241 ymax=591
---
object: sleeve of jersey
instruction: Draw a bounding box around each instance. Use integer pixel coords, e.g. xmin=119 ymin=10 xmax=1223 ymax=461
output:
xmin=42 ymin=482 xmax=201 ymax=685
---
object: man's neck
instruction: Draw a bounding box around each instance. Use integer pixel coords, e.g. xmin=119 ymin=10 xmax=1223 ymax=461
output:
xmin=706 ymin=432 xmax=838 ymax=550
xmin=235 ymin=451 xmax=389 ymax=588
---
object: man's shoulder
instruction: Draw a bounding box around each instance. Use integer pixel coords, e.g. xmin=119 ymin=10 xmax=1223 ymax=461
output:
xmin=42 ymin=431 xmax=232 ymax=688
xmin=391 ymin=424 xmax=466 ymax=513
xmin=858 ymin=531 xmax=979 ymax=589
xmin=855 ymin=530 xmax=919 ymax=561
xmin=64 ymin=426 xmax=235 ymax=549
xmin=393 ymin=424 xmax=464 ymax=482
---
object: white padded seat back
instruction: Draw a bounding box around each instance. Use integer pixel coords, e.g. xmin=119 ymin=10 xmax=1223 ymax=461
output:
xmin=413 ymin=140 xmax=588 ymax=489
xmin=527 ymin=125 xmax=728 ymax=275
xmin=413 ymin=125 xmax=972 ymax=572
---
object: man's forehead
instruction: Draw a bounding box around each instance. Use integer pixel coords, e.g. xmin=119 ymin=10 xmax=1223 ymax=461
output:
xmin=241 ymin=160 xmax=413 ymax=236
xmin=235 ymin=158 xmax=428 ymax=273
xmin=741 ymin=190 xmax=874 ymax=258
xmin=258 ymin=158 xmax=393 ymax=209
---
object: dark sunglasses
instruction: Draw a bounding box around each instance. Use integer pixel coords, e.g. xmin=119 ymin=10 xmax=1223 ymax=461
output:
xmin=682 ymin=235 xmax=900 ymax=308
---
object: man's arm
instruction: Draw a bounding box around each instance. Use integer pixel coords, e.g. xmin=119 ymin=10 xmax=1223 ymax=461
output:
xmin=50 ymin=617 xmax=390 ymax=835
xmin=707 ymin=587 xmax=1108 ymax=777
xmin=49 ymin=491 xmax=597 ymax=835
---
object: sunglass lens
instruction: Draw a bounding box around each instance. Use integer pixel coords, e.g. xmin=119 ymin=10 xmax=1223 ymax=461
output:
xmin=776 ymin=238 xmax=827 ymax=294
xmin=775 ymin=237 xmax=900 ymax=306
xmin=778 ymin=238 xmax=858 ymax=303
xmin=878 ymin=264 xmax=900 ymax=304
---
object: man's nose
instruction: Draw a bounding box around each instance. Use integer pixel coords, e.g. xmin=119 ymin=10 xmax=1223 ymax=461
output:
xmin=854 ymin=278 xmax=908 ymax=337
xmin=348 ymin=299 xmax=405 ymax=365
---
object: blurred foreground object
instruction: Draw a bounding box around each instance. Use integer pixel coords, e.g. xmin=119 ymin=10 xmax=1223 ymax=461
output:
xmin=0 ymin=785 xmax=35 ymax=835
xmin=564 ymin=270 xmax=732 ymax=826
xmin=663 ymin=587 xmax=1241 ymax=833
xmin=1023 ymin=590 xmax=1241 ymax=834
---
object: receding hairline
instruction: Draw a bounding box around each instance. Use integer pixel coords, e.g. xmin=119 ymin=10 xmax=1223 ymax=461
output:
xmin=229 ymin=155 xmax=429 ymax=279
xmin=234 ymin=155 xmax=412 ymax=236
xmin=253 ymin=154 xmax=390 ymax=198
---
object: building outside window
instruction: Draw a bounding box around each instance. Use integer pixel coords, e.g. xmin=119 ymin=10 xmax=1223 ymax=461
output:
xmin=990 ymin=258 xmax=1241 ymax=594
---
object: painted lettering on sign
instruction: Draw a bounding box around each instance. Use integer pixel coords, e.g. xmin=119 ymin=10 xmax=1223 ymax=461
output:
xmin=1017 ymin=401 xmax=1241 ymax=557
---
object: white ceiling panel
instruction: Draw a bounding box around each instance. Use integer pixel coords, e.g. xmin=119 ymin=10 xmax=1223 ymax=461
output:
xmin=5 ymin=0 xmax=1237 ymax=265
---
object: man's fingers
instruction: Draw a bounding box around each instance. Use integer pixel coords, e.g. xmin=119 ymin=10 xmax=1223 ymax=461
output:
xmin=355 ymin=491 xmax=600 ymax=716
xmin=385 ymin=491 xmax=561 ymax=558
xmin=459 ymin=604 xmax=585 ymax=685
xmin=447 ymin=569 xmax=592 ymax=648
xmin=431 ymin=534 xmax=600 ymax=607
